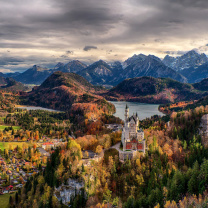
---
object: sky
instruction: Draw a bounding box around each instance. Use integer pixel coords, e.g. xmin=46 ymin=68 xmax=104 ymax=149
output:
xmin=1 ymin=0 xmax=208 ymax=72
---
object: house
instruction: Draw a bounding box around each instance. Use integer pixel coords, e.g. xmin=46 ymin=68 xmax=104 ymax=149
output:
xmin=2 ymin=185 xmax=13 ymax=194
xmin=42 ymin=142 xmax=54 ymax=150
xmin=37 ymin=147 xmax=50 ymax=157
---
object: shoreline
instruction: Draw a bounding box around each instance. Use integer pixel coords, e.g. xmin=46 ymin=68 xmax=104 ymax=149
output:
xmin=15 ymin=105 xmax=62 ymax=112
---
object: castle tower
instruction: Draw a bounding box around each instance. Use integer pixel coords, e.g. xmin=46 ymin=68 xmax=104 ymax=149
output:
xmin=125 ymin=104 xmax=129 ymax=124
xmin=136 ymin=112 xmax=139 ymax=128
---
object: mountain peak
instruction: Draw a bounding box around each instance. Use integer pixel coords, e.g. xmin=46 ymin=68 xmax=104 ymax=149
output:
xmin=162 ymin=50 xmax=208 ymax=71
xmin=96 ymin=59 xmax=108 ymax=65
xmin=32 ymin=65 xmax=48 ymax=71
xmin=54 ymin=60 xmax=87 ymax=73
xmin=54 ymin=62 xmax=64 ymax=69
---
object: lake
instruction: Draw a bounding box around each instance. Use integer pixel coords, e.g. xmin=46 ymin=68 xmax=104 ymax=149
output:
xmin=110 ymin=101 xmax=164 ymax=121
xmin=16 ymin=106 xmax=61 ymax=112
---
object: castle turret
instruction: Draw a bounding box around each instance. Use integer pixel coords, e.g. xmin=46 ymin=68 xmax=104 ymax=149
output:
xmin=136 ymin=112 xmax=139 ymax=128
xmin=125 ymin=104 xmax=129 ymax=124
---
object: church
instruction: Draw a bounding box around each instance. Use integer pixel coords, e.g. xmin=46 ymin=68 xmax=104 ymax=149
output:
xmin=121 ymin=105 xmax=145 ymax=153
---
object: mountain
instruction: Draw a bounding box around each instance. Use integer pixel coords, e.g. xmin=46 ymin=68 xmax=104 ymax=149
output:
xmin=0 ymin=76 xmax=8 ymax=85
xmin=53 ymin=62 xmax=64 ymax=70
xmin=163 ymin=50 xmax=208 ymax=71
xmin=55 ymin=60 xmax=87 ymax=73
xmin=103 ymin=76 xmax=208 ymax=104
xmin=12 ymin=61 xmax=87 ymax=85
xmin=116 ymin=54 xmax=187 ymax=84
xmin=14 ymin=65 xmax=52 ymax=85
xmin=78 ymin=55 xmax=186 ymax=86
xmin=0 ymin=77 xmax=28 ymax=91
xmin=25 ymin=71 xmax=115 ymax=116
xmin=5 ymin=72 xmax=21 ymax=78
xmin=77 ymin=60 xmax=116 ymax=85
xmin=180 ymin=62 xmax=208 ymax=83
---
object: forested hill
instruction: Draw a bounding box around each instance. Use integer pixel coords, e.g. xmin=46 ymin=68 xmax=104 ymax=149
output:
xmin=24 ymin=71 xmax=115 ymax=116
xmin=0 ymin=77 xmax=28 ymax=92
xmin=104 ymin=76 xmax=208 ymax=104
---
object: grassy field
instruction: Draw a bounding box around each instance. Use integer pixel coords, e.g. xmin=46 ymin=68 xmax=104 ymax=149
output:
xmin=0 ymin=125 xmax=20 ymax=130
xmin=0 ymin=192 xmax=16 ymax=208
xmin=1 ymin=117 xmax=5 ymax=121
xmin=0 ymin=142 xmax=32 ymax=150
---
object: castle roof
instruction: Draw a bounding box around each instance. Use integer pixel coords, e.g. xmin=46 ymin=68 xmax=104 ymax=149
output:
xmin=137 ymin=128 xmax=143 ymax=133
xmin=128 ymin=114 xmax=138 ymax=123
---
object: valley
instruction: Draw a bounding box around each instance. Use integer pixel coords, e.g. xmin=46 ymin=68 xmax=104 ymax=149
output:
xmin=0 ymin=47 xmax=208 ymax=208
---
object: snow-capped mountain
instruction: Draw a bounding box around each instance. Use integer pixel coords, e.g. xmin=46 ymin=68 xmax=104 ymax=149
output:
xmin=115 ymin=54 xmax=187 ymax=84
xmin=163 ymin=50 xmax=208 ymax=71
xmin=54 ymin=60 xmax=87 ymax=73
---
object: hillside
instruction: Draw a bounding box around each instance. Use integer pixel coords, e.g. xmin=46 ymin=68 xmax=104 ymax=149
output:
xmin=0 ymin=77 xmax=28 ymax=92
xmin=104 ymin=76 xmax=208 ymax=104
xmin=24 ymin=71 xmax=115 ymax=118
xmin=192 ymin=78 xmax=208 ymax=91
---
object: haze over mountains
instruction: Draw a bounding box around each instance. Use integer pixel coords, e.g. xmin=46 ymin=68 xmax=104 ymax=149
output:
xmin=1 ymin=50 xmax=208 ymax=86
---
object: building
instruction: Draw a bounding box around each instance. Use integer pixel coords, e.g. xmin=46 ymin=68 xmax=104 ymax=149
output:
xmin=121 ymin=105 xmax=145 ymax=152
xmin=119 ymin=105 xmax=146 ymax=160
xmin=37 ymin=147 xmax=50 ymax=157
xmin=42 ymin=142 xmax=54 ymax=150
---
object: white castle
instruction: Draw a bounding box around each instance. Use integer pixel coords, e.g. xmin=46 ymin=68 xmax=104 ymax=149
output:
xmin=121 ymin=105 xmax=145 ymax=153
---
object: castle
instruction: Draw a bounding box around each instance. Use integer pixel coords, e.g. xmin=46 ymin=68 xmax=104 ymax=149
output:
xmin=120 ymin=105 xmax=145 ymax=160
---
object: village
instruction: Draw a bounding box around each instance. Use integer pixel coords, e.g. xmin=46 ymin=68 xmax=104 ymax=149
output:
xmin=0 ymin=137 xmax=67 ymax=195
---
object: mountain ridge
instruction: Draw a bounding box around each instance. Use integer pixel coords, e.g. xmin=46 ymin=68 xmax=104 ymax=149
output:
xmin=103 ymin=76 xmax=208 ymax=104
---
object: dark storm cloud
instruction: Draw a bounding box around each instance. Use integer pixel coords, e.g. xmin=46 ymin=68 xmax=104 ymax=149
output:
xmin=1 ymin=0 xmax=208 ymax=45
xmin=0 ymin=0 xmax=208 ymax=70
xmin=0 ymin=57 xmax=24 ymax=66
xmin=83 ymin=46 xmax=98 ymax=51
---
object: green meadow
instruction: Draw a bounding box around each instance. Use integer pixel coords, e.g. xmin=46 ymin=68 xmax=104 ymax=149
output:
xmin=0 ymin=125 xmax=20 ymax=130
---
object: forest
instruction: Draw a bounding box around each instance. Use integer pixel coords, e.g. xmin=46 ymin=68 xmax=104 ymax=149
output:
xmin=7 ymin=103 xmax=208 ymax=208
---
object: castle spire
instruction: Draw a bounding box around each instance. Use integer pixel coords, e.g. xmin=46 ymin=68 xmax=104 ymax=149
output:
xmin=125 ymin=104 xmax=129 ymax=123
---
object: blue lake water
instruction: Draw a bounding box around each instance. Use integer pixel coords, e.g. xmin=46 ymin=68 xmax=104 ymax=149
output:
xmin=110 ymin=101 xmax=164 ymax=121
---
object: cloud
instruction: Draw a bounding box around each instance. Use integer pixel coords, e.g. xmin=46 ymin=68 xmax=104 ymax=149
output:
xmin=66 ymin=50 xmax=74 ymax=55
xmin=83 ymin=46 xmax=98 ymax=51
xmin=164 ymin=51 xmax=187 ymax=56
xmin=0 ymin=0 xmax=208 ymax=70
xmin=0 ymin=56 xmax=24 ymax=66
